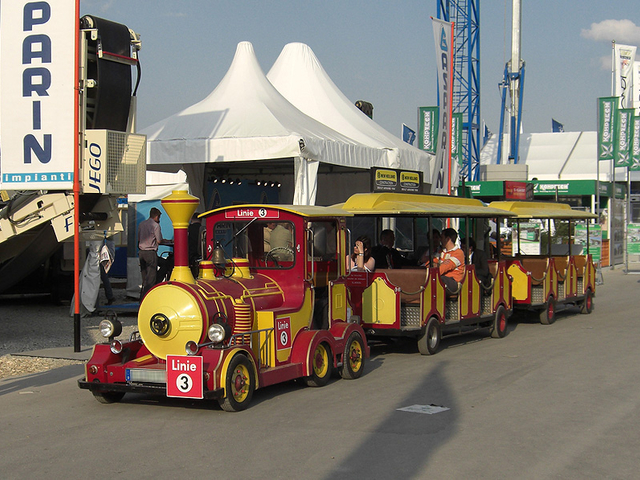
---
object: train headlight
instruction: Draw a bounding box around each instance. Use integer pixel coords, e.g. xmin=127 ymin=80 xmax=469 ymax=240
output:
xmin=208 ymin=323 xmax=226 ymax=343
xmin=99 ymin=318 xmax=122 ymax=339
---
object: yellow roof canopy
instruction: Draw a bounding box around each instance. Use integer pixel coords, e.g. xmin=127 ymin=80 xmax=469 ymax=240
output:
xmin=488 ymin=201 xmax=597 ymax=220
xmin=335 ymin=193 xmax=514 ymax=217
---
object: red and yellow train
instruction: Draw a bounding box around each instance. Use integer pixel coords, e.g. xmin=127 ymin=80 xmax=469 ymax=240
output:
xmin=79 ymin=191 xmax=597 ymax=410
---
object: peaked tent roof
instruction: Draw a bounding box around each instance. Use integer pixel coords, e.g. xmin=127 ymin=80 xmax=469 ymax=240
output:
xmin=142 ymin=41 xmax=387 ymax=169
xmin=267 ymin=42 xmax=432 ymax=183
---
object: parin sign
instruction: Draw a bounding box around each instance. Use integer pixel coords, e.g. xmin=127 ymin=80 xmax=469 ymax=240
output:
xmin=0 ymin=1 xmax=76 ymax=190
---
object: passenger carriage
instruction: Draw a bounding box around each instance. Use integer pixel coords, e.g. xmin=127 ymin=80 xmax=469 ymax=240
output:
xmin=488 ymin=201 xmax=597 ymax=324
xmin=333 ymin=193 xmax=515 ymax=355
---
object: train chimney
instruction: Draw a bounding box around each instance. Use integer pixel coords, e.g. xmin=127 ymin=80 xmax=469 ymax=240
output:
xmin=161 ymin=190 xmax=200 ymax=284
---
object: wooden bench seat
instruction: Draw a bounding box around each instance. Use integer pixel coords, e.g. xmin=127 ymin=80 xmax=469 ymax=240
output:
xmin=519 ymin=257 xmax=549 ymax=286
xmin=376 ymin=268 xmax=428 ymax=304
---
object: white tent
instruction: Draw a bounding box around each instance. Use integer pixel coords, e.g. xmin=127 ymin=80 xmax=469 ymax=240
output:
xmin=267 ymin=43 xmax=432 ymax=185
xmin=481 ymin=131 xmax=639 ymax=182
xmin=142 ymin=41 xmax=389 ymax=205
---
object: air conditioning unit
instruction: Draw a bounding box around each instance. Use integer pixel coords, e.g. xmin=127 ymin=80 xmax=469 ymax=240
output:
xmin=83 ymin=129 xmax=146 ymax=194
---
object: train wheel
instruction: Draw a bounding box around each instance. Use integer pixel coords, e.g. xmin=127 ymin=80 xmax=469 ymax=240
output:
xmin=491 ymin=305 xmax=508 ymax=339
xmin=580 ymin=289 xmax=593 ymax=314
xmin=340 ymin=332 xmax=365 ymax=380
xmin=219 ymin=355 xmax=255 ymax=412
xmin=418 ymin=317 xmax=441 ymax=355
xmin=305 ymin=342 xmax=332 ymax=387
xmin=539 ymin=297 xmax=556 ymax=325
xmin=92 ymin=390 xmax=125 ymax=404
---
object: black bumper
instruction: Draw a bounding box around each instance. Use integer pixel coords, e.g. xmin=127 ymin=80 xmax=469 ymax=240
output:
xmin=78 ymin=378 xmax=224 ymax=400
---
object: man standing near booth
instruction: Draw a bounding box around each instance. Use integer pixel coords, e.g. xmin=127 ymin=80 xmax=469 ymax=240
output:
xmin=138 ymin=207 xmax=172 ymax=299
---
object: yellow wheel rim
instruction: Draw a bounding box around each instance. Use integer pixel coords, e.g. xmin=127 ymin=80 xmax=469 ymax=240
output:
xmin=312 ymin=344 xmax=329 ymax=378
xmin=231 ymin=364 xmax=251 ymax=403
xmin=348 ymin=340 xmax=363 ymax=373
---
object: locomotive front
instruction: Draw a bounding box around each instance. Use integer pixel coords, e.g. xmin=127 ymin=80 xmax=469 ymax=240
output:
xmin=79 ymin=191 xmax=282 ymax=408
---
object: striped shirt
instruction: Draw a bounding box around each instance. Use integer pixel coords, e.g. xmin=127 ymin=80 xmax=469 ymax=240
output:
xmin=438 ymin=246 xmax=465 ymax=282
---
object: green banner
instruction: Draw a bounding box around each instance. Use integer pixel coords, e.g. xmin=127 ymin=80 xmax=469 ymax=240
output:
xmin=614 ymin=108 xmax=634 ymax=167
xmin=628 ymin=224 xmax=640 ymax=254
xmin=630 ymin=116 xmax=640 ymax=171
xmin=418 ymin=106 xmax=438 ymax=154
xmin=597 ymin=96 xmax=618 ymax=161
xmin=451 ymin=112 xmax=463 ymax=166
xmin=575 ymin=224 xmax=602 ymax=262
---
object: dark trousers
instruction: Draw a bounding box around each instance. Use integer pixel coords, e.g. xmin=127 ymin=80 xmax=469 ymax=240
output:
xmin=441 ymin=275 xmax=460 ymax=295
xmin=139 ymin=249 xmax=158 ymax=300
xmin=99 ymin=263 xmax=114 ymax=302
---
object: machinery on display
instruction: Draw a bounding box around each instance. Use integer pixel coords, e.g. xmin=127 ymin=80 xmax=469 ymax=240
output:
xmin=79 ymin=191 xmax=369 ymax=411
xmin=79 ymin=191 xmax=597 ymax=410
xmin=0 ymin=10 xmax=145 ymax=298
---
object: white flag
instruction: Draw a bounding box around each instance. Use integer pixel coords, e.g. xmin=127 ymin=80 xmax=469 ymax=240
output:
xmin=614 ymin=44 xmax=636 ymax=108
xmin=633 ymin=61 xmax=640 ymax=114
xmin=431 ymin=17 xmax=454 ymax=195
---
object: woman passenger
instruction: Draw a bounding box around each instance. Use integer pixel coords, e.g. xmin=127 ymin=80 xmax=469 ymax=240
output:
xmin=349 ymin=235 xmax=375 ymax=272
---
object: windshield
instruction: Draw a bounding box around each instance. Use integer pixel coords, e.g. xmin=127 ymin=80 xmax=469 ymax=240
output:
xmin=214 ymin=220 xmax=295 ymax=269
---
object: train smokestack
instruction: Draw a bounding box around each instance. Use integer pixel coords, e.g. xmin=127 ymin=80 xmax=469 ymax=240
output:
xmin=161 ymin=190 xmax=200 ymax=284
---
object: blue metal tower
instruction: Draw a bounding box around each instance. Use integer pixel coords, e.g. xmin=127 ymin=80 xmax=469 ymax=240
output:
xmin=437 ymin=0 xmax=481 ymax=181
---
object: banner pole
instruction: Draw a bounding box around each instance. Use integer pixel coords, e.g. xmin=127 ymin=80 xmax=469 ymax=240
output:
xmin=73 ymin=0 xmax=81 ymax=352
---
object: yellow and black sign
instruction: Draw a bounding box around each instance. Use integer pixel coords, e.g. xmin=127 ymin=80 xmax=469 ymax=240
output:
xmin=371 ymin=167 xmax=423 ymax=194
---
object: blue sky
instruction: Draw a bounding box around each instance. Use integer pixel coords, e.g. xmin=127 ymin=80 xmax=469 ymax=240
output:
xmin=81 ymin=0 xmax=640 ymax=137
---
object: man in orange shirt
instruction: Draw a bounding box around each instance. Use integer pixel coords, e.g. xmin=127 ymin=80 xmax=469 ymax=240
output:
xmin=436 ymin=228 xmax=465 ymax=294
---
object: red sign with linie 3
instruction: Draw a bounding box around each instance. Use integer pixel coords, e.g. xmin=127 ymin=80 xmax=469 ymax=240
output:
xmin=225 ymin=208 xmax=280 ymax=219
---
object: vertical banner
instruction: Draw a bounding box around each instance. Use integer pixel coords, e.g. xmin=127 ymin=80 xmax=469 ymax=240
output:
xmin=451 ymin=112 xmax=463 ymax=167
xmin=597 ymin=97 xmax=618 ymax=161
xmin=614 ymin=44 xmax=636 ymax=109
xmin=402 ymin=124 xmax=416 ymax=145
xmin=633 ymin=61 xmax=640 ymax=112
xmin=614 ymin=108 xmax=634 ymax=167
xmin=431 ymin=17 xmax=454 ymax=195
xmin=0 ymin=0 xmax=76 ymax=190
xmin=630 ymin=116 xmax=640 ymax=171
xmin=418 ymin=106 xmax=438 ymax=154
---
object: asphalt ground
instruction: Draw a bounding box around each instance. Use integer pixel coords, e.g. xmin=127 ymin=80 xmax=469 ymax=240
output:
xmin=0 ymin=268 xmax=638 ymax=479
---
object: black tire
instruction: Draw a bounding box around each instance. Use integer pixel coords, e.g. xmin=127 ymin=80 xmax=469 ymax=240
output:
xmin=92 ymin=390 xmax=125 ymax=404
xmin=491 ymin=305 xmax=508 ymax=338
xmin=580 ymin=289 xmax=593 ymax=314
xmin=539 ymin=297 xmax=556 ymax=325
xmin=340 ymin=332 xmax=365 ymax=380
xmin=305 ymin=342 xmax=332 ymax=387
xmin=218 ymin=355 xmax=255 ymax=412
xmin=418 ymin=317 xmax=441 ymax=355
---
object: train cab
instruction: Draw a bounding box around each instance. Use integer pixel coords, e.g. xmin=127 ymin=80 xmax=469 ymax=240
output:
xmin=79 ymin=192 xmax=369 ymax=411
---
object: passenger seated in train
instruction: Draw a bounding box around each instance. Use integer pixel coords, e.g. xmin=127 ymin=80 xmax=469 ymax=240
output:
xmin=418 ymin=229 xmax=442 ymax=266
xmin=371 ymin=229 xmax=411 ymax=269
xmin=349 ymin=236 xmax=375 ymax=272
xmin=461 ymin=237 xmax=491 ymax=287
xmin=434 ymin=228 xmax=465 ymax=294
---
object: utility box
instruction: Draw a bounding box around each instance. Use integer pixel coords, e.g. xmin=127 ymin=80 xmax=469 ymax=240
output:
xmin=83 ymin=129 xmax=146 ymax=194
xmin=480 ymin=164 xmax=528 ymax=182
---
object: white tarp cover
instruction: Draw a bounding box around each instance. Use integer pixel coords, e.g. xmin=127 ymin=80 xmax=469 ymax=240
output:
xmin=142 ymin=42 xmax=389 ymax=205
xmin=480 ymin=131 xmax=637 ymax=182
xmin=267 ymin=42 xmax=432 ymax=184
